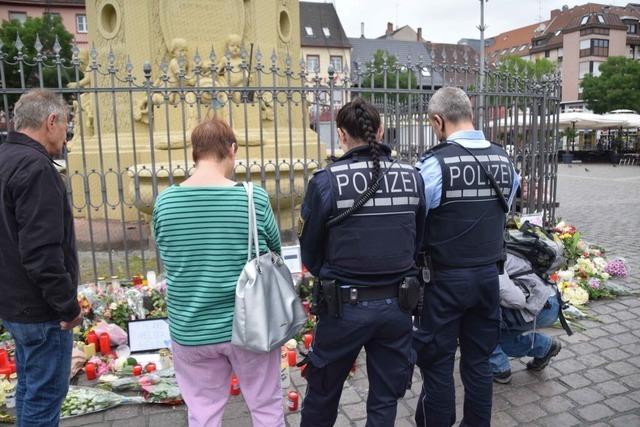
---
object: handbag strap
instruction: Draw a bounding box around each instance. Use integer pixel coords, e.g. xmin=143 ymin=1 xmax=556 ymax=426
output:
xmin=242 ymin=182 xmax=261 ymax=264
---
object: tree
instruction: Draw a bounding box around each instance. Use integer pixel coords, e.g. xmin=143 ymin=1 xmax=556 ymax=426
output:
xmin=581 ymin=56 xmax=640 ymax=114
xmin=0 ymin=14 xmax=74 ymax=102
xmin=357 ymin=50 xmax=417 ymax=103
xmin=496 ymin=55 xmax=557 ymax=80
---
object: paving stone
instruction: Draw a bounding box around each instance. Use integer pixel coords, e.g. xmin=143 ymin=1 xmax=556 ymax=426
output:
xmin=507 ymin=403 xmax=547 ymax=423
xmin=537 ymin=412 xmax=581 ymax=427
xmin=342 ymin=402 xmax=367 ymax=421
xmin=584 ymin=368 xmax=616 ymax=383
xmin=605 ymin=361 xmax=640 ymax=376
xmin=577 ymin=403 xmax=615 ymax=421
xmin=529 ymin=380 xmax=568 ymax=397
xmin=492 ymin=395 xmax=511 ymax=412
xmin=61 ymin=413 xmax=106 ymax=426
xmin=605 ymin=395 xmax=640 ymax=412
xmin=112 ymin=416 xmax=147 ymax=427
xmin=621 ymin=373 xmax=640 ymax=388
xmin=592 ymin=380 xmax=629 ymax=397
xmin=609 ymin=413 xmax=640 ymax=427
xmin=539 ymin=395 xmax=575 ymax=414
xmin=553 ymin=359 xmax=587 ymax=374
xmin=491 ymin=411 xmax=519 ymax=427
xmin=576 ymin=353 xmax=609 ymax=368
xmin=566 ymin=387 xmax=605 ymax=405
xmin=104 ymin=405 xmax=142 ymax=420
xmin=503 ymin=388 xmax=540 ymax=406
xmin=601 ymin=348 xmax=631 ymax=361
xmin=592 ymin=337 xmax=623 ymax=350
xmin=149 ymin=411 xmax=188 ymax=427
xmin=559 ymin=373 xmax=591 ymax=389
xmin=568 ymin=342 xmax=600 ymax=355
xmin=583 ymin=328 xmax=609 ymax=339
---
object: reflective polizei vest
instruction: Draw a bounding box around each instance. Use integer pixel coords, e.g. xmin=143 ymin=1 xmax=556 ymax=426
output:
xmin=324 ymin=155 xmax=422 ymax=283
xmin=424 ymin=142 xmax=515 ymax=268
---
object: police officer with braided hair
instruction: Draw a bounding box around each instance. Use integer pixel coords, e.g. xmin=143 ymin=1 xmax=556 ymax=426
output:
xmin=413 ymin=87 xmax=520 ymax=427
xmin=298 ymin=97 xmax=426 ymax=427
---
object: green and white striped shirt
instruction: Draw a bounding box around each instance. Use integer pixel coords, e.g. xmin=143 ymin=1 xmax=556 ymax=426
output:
xmin=152 ymin=184 xmax=281 ymax=346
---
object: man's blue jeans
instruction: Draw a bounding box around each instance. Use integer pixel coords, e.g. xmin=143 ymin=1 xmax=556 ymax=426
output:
xmin=490 ymin=295 xmax=559 ymax=373
xmin=3 ymin=320 xmax=73 ymax=427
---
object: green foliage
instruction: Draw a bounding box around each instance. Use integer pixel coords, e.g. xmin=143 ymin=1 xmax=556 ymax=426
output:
xmin=581 ymin=56 xmax=640 ymax=114
xmin=496 ymin=55 xmax=557 ymax=80
xmin=359 ymin=50 xmax=417 ymax=102
xmin=0 ymin=14 xmax=74 ymax=99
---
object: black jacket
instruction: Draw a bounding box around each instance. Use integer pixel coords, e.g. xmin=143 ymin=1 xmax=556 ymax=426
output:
xmin=0 ymin=132 xmax=80 ymax=323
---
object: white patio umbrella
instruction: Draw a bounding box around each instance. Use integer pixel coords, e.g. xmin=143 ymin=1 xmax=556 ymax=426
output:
xmin=558 ymin=112 xmax=625 ymax=129
xmin=602 ymin=110 xmax=640 ymax=129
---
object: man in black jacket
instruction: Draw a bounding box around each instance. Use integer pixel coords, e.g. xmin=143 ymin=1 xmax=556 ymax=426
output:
xmin=0 ymin=89 xmax=81 ymax=427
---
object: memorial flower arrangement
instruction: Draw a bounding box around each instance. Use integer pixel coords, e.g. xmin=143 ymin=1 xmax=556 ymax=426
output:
xmin=551 ymin=221 xmax=630 ymax=304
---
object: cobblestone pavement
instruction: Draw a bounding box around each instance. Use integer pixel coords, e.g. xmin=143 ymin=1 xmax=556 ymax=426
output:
xmin=55 ymin=164 xmax=640 ymax=427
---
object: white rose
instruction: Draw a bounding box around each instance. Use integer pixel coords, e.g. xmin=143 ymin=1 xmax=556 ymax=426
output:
xmin=558 ymin=270 xmax=574 ymax=281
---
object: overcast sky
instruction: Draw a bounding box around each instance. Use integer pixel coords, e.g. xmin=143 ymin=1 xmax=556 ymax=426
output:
xmin=317 ymin=0 xmax=631 ymax=43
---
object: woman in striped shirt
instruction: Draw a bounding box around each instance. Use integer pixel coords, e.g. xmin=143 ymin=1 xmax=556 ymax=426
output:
xmin=153 ymin=118 xmax=284 ymax=427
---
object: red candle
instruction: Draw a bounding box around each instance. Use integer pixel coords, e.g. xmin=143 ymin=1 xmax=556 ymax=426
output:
xmin=85 ymin=363 xmax=97 ymax=380
xmin=132 ymin=364 xmax=142 ymax=376
xmin=287 ymin=349 xmax=297 ymax=367
xmin=0 ymin=349 xmax=8 ymax=368
xmin=99 ymin=333 xmax=111 ymax=355
xmin=287 ymin=391 xmax=299 ymax=411
xmin=145 ymin=362 xmax=156 ymax=373
xmin=303 ymin=334 xmax=313 ymax=350
xmin=86 ymin=331 xmax=100 ymax=353
xmin=230 ymin=376 xmax=241 ymax=396
xmin=302 ymin=300 xmax=310 ymax=315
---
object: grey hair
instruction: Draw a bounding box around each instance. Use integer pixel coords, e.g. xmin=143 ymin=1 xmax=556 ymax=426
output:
xmin=427 ymin=87 xmax=473 ymax=124
xmin=13 ymin=89 xmax=68 ymax=131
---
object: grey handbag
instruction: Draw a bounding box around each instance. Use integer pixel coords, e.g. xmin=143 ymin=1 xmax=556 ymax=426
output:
xmin=231 ymin=182 xmax=306 ymax=353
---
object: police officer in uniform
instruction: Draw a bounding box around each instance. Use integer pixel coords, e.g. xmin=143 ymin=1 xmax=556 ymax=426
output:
xmin=413 ymin=87 xmax=520 ymax=427
xmin=298 ymin=97 xmax=426 ymax=427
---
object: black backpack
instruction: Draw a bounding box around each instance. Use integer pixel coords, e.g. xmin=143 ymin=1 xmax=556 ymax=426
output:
xmin=505 ymin=221 xmax=565 ymax=277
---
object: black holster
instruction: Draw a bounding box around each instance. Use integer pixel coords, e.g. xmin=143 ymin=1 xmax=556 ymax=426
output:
xmin=398 ymin=276 xmax=421 ymax=314
xmin=320 ymin=279 xmax=342 ymax=318
xmin=310 ymin=280 xmax=326 ymax=315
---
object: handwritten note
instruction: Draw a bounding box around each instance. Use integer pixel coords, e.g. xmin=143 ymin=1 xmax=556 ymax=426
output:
xmin=127 ymin=318 xmax=171 ymax=353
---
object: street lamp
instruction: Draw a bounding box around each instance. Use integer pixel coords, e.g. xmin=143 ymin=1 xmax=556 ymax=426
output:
xmin=478 ymin=0 xmax=487 ymax=132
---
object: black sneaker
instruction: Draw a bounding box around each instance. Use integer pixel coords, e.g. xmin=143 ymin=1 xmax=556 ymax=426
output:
xmin=527 ymin=339 xmax=562 ymax=371
xmin=493 ymin=370 xmax=512 ymax=384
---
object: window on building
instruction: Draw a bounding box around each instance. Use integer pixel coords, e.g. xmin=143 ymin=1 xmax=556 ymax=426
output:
xmin=591 ymin=61 xmax=603 ymax=77
xmin=579 ymin=61 xmax=603 ymax=79
xmin=501 ymin=48 xmax=508 ymax=55
xmin=322 ymin=27 xmax=331 ymax=37
xmin=76 ymin=14 xmax=88 ymax=33
xmin=579 ymin=62 xmax=590 ymax=79
xmin=590 ymin=38 xmax=609 ymax=57
xmin=554 ymin=30 xmax=562 ymax=36
xmin=519 ymin=44 xmax=527 ymax=51
xmin=306 ymin=55 xmax=320 ymax=72
xmin=533 ymin=38 xmax=546 ymax=46
xmin=581 ymin=27 xmax=609 ymax=36
xmin=545 ymin=50 xmax=550 ymax=58
xmin=304 ymin=26 xmax=314 ymax=37
xmin=596 ymin=14 xmax=605 ymax=24
xmin=509 ymin=47 xmax=516 ymax=53
xmin=8 ymin=11 xmax=27 ymax=23
xmin=329 ymin=56 xmax=343 ymax=72
xmin=580 ymin=15 xmax=590 ymax=26
xmin=627 ymin=23 xmax=638 ymax=35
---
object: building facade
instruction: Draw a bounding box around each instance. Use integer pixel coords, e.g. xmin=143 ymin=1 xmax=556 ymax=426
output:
xmin=486 ymin=2 xmax=640 ymax=111
xmin=299 ymin=1 xmax=351 ymax=83
xmin=0 ymin=0 xmax=88 ymax=47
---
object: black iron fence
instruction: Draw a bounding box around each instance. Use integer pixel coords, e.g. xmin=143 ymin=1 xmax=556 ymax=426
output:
xmin=0 ymin=38 xmax=562 ymax=282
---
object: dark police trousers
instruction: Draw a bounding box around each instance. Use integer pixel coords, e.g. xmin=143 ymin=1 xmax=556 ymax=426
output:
xmin=414 ymin=264 xmax=500 ymax=427
xmin=300 ymin=298 xmax=413 ymax=427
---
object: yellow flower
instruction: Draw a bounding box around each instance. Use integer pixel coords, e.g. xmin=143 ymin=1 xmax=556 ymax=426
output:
xmin=562 ymin=284 xmax=589 ymax=306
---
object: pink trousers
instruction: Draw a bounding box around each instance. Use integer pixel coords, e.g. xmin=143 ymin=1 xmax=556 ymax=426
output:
xmin=172 ymin=340 xmax=284 ymax=427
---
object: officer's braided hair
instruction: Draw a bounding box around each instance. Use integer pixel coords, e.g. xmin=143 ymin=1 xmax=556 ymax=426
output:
xmin=336 ymin=97 xmax=382 ymax=183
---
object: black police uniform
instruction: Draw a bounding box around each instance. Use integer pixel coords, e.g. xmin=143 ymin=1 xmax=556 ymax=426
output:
xmin=299 ymin=144 xmax=426 ymax=427
xmin=414 ymin=140 xmax=518 ymax=427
